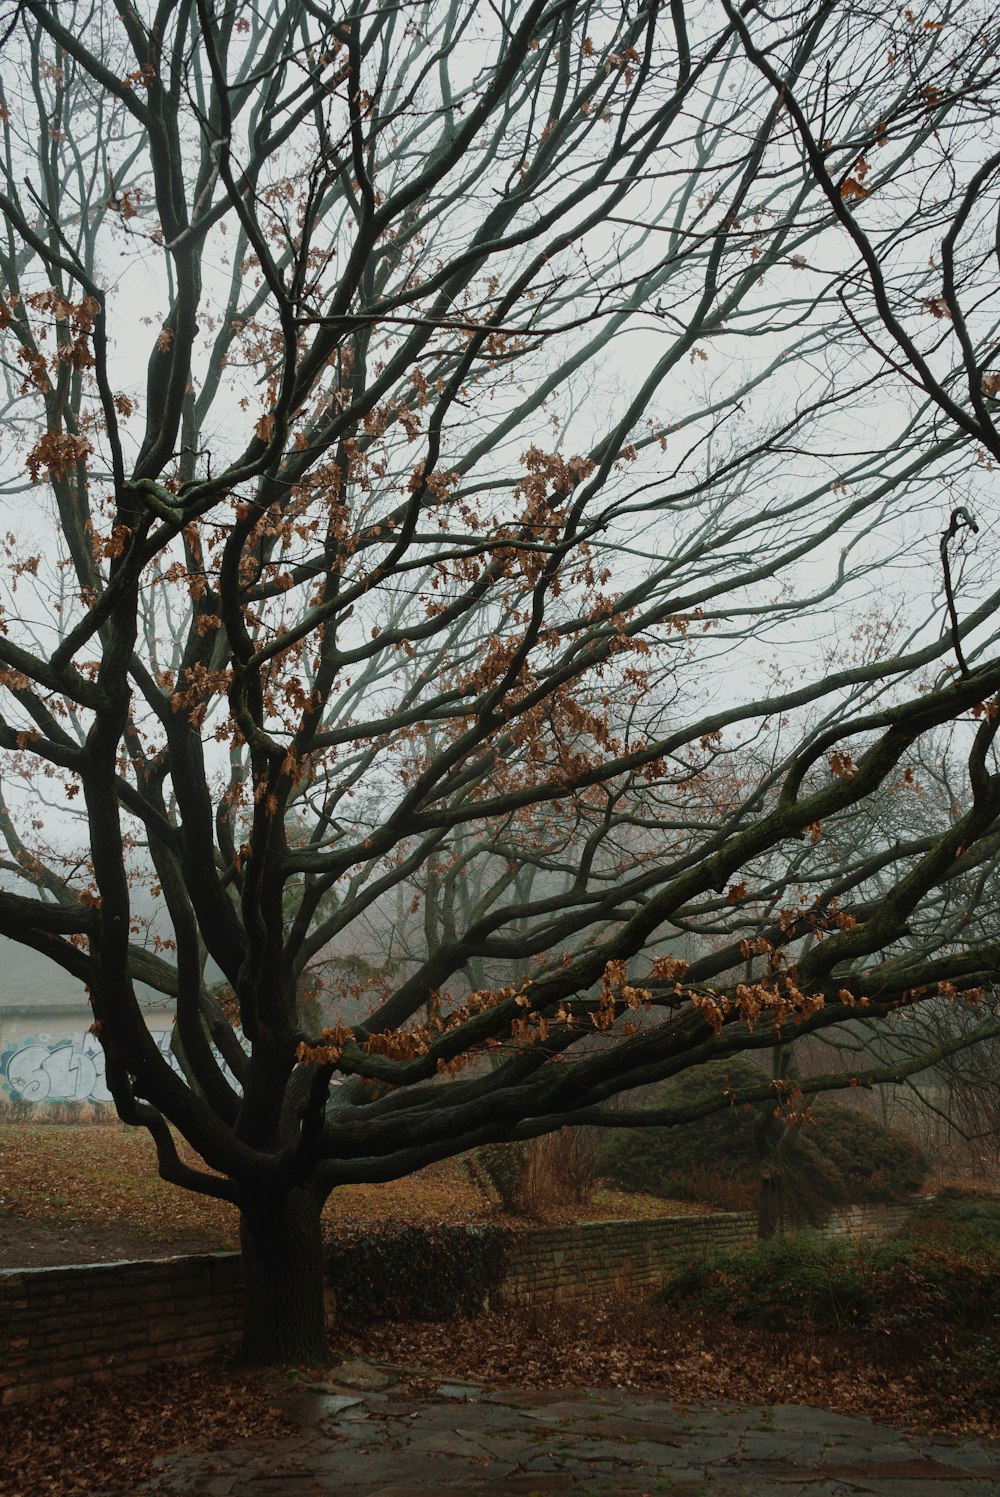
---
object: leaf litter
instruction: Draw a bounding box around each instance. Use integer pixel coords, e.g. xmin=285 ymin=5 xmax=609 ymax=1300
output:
xmin=4 ymin=1124 xmax=995 ymax=1494
xmin=0 ymin=1122 xmax=706 ymax=1267
xmin=341 ymin=1296 xmax=1000 ymax=1441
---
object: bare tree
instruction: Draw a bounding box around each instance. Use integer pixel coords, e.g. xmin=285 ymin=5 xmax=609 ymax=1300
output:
xmin=2 ymin=0 xmax=1000 ymax=1362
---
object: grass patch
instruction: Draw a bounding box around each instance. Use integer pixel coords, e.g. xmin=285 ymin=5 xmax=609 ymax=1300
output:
xmin=905 ymin=1186 xmax=1000 ymax=1253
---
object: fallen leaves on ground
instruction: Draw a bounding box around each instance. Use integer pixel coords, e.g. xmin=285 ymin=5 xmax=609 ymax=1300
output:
xmin=0 ymin=1124 xmax=238 ymax=1251
xmin=0 ymin=1357 xmax=297 ymax=1497
xmin=341 ymin=1297 xmax=1000 ymax=1440
xmin=1 ymin=1302 xmax=997 ymax=1497
xmin=0 ymin=1123 xmax=708 ymax=1268
xmin=3 ymin=1122 xmax=995 ymax=1491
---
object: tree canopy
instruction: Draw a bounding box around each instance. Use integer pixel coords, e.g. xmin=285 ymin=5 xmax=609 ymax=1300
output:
xmin=2 ymin=0 xmax=1000 ymax=1359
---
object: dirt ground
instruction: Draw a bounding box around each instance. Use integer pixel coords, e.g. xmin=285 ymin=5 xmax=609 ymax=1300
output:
xmin=0 ymin=1214 xmax=227 ymax=1268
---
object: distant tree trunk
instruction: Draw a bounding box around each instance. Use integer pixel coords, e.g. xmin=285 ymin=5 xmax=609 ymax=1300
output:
xmin=755 ymin=1045 xmax=799 ymax=1239
xmin=757 ymin=1167 xmax=785 ymax=1240
xmin=239 ymin=1186 xmax=330 ymax=1365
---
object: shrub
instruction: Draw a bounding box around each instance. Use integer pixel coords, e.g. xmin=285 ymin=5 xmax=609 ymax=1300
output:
xmin=657 ymin=1161 xmax=757 ymax=1213
xmin=657 ymin=1232 xmax=874 ymax=1331
xmin=657 ymin=1196 xmax=1000 ymax=1341
xmin=41 ymin=1099 xmax=86 ymax=1125
xmin=466 ymin=1142 xmax=532 ymax=1213
xmin=534 ymin=1127 xmax=598 ymax=1205
xmin=327 ymin=1222 xmax=512 ymax=1322
xmin=596 ymin=1058 xmax=766 ymax=1196
xmin=597 ymin=1058 xmax=928 ymax=1213
xmin=903 ymin=1187 xmax=1000 ymax=1255
xmin=811 ymin=1104 xmax=928 ymax=1203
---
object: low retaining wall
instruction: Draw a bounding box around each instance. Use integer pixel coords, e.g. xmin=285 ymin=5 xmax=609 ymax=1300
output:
xmin=0 ymin=1201 xmax=920 ymax=1406
xmin=0 ymin=1252 xmax=242 ymax=1407
xmin=499 ymin=1211 xmax=756 ymax=1304
xmin=829 ymin=1203 xmax=917 ymax=1238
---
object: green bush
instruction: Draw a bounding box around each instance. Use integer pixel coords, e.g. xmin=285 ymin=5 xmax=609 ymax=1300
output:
xmin=597 ymin=1058 xmax=929 ymax=1213
xmin=596 ymin=1058 xmax=768 ymax=1195
xmin=467 ymin=1142 xmax=532 ymax=1213
xmin=656 ymin=1193 xmax=1000 ymax=1342
xmin=657 ymin=1232 xmax=878 ymax=1331
xmin=903 ymin=1187 xmax=1000 ymax=1254
xmin=811 ymin=1104 xmax=928 ymax=1204
xmin=327 ymin=1222 xmax=512 ymax=1322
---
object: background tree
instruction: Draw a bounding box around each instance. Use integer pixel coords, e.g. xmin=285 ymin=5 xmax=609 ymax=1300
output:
xmin=2 ymin=0 xmax=1000 ymax=1363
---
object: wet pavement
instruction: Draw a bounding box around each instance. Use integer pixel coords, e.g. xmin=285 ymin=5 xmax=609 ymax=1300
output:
xmin=141 ymin=1358 xmax=1000 ymax=1495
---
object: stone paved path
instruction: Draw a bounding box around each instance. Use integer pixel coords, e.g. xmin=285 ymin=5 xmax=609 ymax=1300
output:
xmin=142 ymin=1359 xmax=1000 ymax=1496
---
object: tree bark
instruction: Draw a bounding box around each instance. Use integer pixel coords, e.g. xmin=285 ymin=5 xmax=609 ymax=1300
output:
xmin=239 ymin=1186 xmax=331 ymax=1365
xmin=757 ymin=1168 xmax=785 ymax=1240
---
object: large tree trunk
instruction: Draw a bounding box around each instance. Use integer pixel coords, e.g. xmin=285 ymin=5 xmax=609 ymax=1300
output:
xmin=239 ymin=1186 xmax=331 ymax=1365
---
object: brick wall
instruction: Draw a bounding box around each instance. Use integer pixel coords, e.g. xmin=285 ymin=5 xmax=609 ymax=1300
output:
xmin=0 ymin=1201 xmax=921 ymax=1405
xmin=498 ymin=1212 xmax=756 ymax=1305
xmin=0 ymin=1252 xmax=242 ymax=1407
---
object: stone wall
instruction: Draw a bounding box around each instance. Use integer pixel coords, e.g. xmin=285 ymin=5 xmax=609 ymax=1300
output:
xmin=828 ymin=1203 xmax=917 ymax=1238
xmin=0 ymin=1252 xmax=242 ymax=1407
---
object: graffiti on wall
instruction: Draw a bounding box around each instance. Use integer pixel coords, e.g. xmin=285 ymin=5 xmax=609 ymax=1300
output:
xmin=1 ymin=1029 xmax=247 ymax=1104
xmin=1 ymin=1031 xmax=185 ymax=1104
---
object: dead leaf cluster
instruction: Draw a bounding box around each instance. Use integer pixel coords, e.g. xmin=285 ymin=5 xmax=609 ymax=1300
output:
xmin=0 ymin=1358 xmax=295 ymax=1497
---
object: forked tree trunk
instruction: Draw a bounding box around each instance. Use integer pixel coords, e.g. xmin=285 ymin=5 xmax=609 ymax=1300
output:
xmin=239 ymin=1186 xmax=330 ymax=1365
